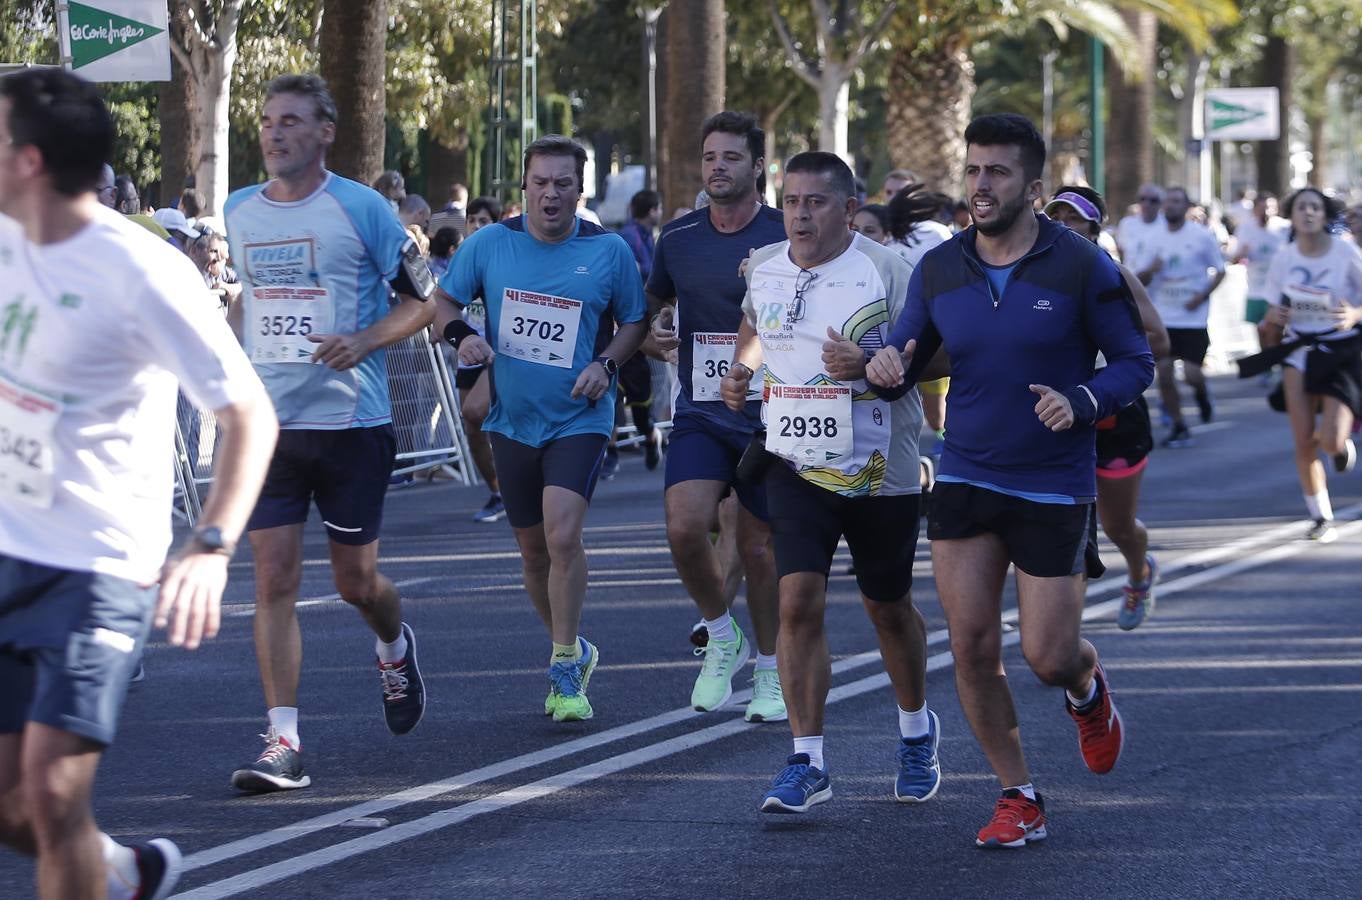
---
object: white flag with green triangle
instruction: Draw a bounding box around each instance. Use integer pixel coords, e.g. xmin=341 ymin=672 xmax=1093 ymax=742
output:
xmin=1205 ymin=88 xmax=1280 ymax=142
xmin=58 ymin=1 xmax=170 ymax=83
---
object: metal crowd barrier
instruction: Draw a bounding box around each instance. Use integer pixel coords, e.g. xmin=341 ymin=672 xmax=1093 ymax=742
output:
xmin=172 ymin=327 xmax=477 ymax=526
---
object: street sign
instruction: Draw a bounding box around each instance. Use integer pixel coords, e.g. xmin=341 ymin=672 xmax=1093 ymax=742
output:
xmin=1205 ymin=88 xmax=1280 ymax=141
xmin=57 ymin=1 xmax=170 ymax=82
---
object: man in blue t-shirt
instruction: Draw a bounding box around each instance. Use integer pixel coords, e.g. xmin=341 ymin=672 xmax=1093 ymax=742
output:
xmin=436 ymin=135 xmax=646 ymax=723
xmin=225 ymin=74 xmax=436 ymax=795
xmin=645 ymin=111 xmax=788 ymax=722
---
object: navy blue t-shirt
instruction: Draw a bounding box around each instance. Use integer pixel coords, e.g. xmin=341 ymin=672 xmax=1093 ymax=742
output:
xmin=647 ymin=205 xmax=787 ymax=433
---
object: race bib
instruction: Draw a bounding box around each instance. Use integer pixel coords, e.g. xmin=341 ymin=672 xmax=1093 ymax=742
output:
xmin=497 ymin=288 xmax=581 ymax=368
xmin=690 ymin=332 xmax=759 ymax=402
xmin=765 ymin=383 xmax=853 ymax=464
xmin=464 ymin=298 xmax=487 ymax=334
xmin=0 ymin=372 xmax=61 ymax=508
xmin=249 ymin=286 xmax=333 ymax=364
xmin=1284 ymin=283 xmax=1338 ymax=336
xmin=1154 ymin=277 xmax=1197 ymax=313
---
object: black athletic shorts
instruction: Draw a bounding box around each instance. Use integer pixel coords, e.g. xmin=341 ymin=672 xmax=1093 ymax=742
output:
xmin=618 ymin=354 xmax=651 ymax=406
xmin=1166 ymin=328 xmax=1211 ymax=365
xmin=928 ymin=481 xmax=1104 ymax=579
xmin=0 ymin=555 xmax=154 ymax=746
xmin=488 ymin=432 xmax=609 ymax=528
xmin=1095 ymin=395 xmax=1154 ymax=475
xmin=764 ymin=461 xmax=920 ymax=603
xmin=247 ymin=425 xmax=397 ymax=545
xmin=454 ymin=365 xmax=485 ymax=392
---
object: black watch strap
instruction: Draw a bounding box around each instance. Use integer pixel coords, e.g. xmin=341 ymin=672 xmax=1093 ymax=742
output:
xmin=593 ymin=356 xmax=618 ymax=378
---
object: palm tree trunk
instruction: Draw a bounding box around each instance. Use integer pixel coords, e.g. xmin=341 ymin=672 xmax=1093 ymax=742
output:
xmin=158 ymin=0 xmax=196 ymax=208
xmin=320 ymin=0 xmax=389 ymax=185
xmin=1105 ymin=9 xmax=1156 ymax=219
xmin=1254 ymin=34 xmax=1292 ymax=196
xmin=885 ymin=42 xmax=973 ymax=194
xmin=661 ymin=0 xmax=724 ymax=214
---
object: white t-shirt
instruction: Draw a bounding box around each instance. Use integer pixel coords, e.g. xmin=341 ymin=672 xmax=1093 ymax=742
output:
xmin=1263 ymin=237 xmax=1362 ymax=349
xmin=1116 ymin=213 xmax=1165 ymax=271
xmin=1145 ymin=222 xmax=1226 ymax=329
xmin=0 ymin=207 xmax=261 ymax=582
xmin=1232 ymin=216 xmax=1291 ymax=299
xmin=888 ymin=221 xmax=950 ymax=271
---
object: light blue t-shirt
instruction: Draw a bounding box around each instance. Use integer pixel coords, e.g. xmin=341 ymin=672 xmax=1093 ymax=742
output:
xmin=224 ymin=172 xmax=408 ymax=429
xmin=441 ymin=216 xmax=646 ymax=446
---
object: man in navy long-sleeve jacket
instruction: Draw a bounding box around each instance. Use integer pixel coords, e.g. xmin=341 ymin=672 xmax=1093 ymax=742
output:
xmin=865 ymin=114 xmax=1153 ymax=850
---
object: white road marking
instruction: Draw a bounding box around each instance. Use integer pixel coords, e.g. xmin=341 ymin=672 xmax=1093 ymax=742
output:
xmin=222 ymin=577 xmax=437 ymax=618
xmin=174 ymin=510 xmax=1360 ymax=896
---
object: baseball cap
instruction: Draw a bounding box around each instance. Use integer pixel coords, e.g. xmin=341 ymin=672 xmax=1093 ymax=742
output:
xmin=151 ymin=207 xmax=202 ymax=239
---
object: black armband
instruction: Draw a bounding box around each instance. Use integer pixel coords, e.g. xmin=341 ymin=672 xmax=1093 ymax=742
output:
xmin=443 ymin=319 xmax=479 ymax=349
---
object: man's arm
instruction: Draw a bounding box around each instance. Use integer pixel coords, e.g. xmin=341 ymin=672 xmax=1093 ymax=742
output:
xmin=1062 ymin=260 xmax=1156 ymax=426
xmin=307 ymin=292 xmax=435 ymax=370
xmin=720 ymin=319 xmax=764 ymax=411
xmin=571 ymin=319 xmax=648 ymax=402
xmin=1120 ymin=265 xmax=1170 ymax=359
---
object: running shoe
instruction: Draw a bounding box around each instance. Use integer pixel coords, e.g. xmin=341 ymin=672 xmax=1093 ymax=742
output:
xmin=894 ymin=710 xmax=942 ymax=803
xmin=1194 ymin=387 xmax=1214 ymax=424
xmin=1117 ymin=554 xmax=1159 ymax=631
xmin=976 ymin=789 xmax=1047 ymax=848
xmin=691 ymin=624 xmax=750 ymax=712
xmin=688 ymin=620 xmax=709 ymax=649
xmin=231 ymin=728 xmax=311 ymax=793
xmin=472 ymin=494 xmax=506 ymax=523
xmin=644 ymin=431 xmax=661 ymax=470
xmin=131 ymin=838 xmax=183 ymax=900
xmin=379 ymin=623 xmax=426 ymax=735
xmin=744 ymin=667 xmax=788 ymax=722
xmin=549 ymin=637 xmax=598 ymax=722
xmin=760 ymin=753 xmax=831 ymax=813
xmin=1307 ymin=518 xmax=1338 ymax=543
xmin=1333 ymin=439 xmax=1356 ymax=474
xmin=129 ymin=661 xmax=146 ymax=683
xmin=1065 ymin=661 xmax=1124 ymax=774
xmin=1162 ymin=422 xmax=1192 ymax=448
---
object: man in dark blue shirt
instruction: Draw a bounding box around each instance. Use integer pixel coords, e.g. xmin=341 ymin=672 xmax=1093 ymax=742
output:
xmin=867 ymin=114 xmax=1153 ymax=849
xmin=646 ymin=111 xmax=788 ymax=722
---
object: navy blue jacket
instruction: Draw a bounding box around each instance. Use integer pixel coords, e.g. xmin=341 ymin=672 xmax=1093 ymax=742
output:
xmin=884 ymin=215 xmax=1154 ymax=499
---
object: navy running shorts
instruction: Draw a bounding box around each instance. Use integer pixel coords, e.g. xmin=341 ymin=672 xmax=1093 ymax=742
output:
xmin=0 ymin=555 xmax=155 ymax=746
xmin=488 ymin=432 xmax=609 ymax=529
xmin=928 ymin=481 xmax=1105 ymax=579
xmin=764 ymin=461 xmax=920 ymax=603
xmin=247 ymin=425 xmax=397 ymax=545
xmin=1165 ymin=328 xmax=1210 ymax=365
xmin=663 ymin=414 xmax=769 ymax=521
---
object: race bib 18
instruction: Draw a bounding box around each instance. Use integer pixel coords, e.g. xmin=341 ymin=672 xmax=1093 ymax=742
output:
xmin=0 ymin=371 xmax=61 ymax=508
xmin=765 ymin=383 xmax=853 ymax=463
xmin=249 ymin=286 xmax=333 ymax=363
xmin=497 ymin=288 xmax=582 ymax=368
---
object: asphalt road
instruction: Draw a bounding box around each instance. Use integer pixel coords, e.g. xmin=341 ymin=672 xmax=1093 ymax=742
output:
xmin=2 ymin=373 xmax=1358 ymax=900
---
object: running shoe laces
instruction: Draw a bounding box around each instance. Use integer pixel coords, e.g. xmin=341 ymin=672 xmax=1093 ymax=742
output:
xmin=255 ymin=729 xmax=295 ymax=763
xmin=1122 ymin=587 xmax=1143 ymax=612
xmin=897 ymin=736 xmax=936 ymax=771
xmin=379 ymin=661 xmax=410 ymax=702
xmin=752 ymin=671 xmax=783 ymax=704
xmin=990 ymin=791 xmax=1036 ymax=829
xmin=772 ymin=760 xmax=812 ymax=787
xmin=696 ymin=637 xmax=739 ymax=678
xmin=549 ymin=659 xmax=584 ymax=697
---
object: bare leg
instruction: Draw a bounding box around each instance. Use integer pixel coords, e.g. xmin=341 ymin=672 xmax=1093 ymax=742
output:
xmin=735 ymin=500 xmax=778 ymax=656
xmin=1156 ymin=358 xmax=1184 ymax=428
xmin=1014 ymin=570 xmax=1097 ymax=698
xmin=330 ymin=540 xmax=402 ymax=644
xmin=1097 ymin=472 xmax=1150 ymax=581
xmin=777 ymin=573 xmax=830 ymax=737
xmin=664 ymin=480 xmax=730 ymax=621
xmin=249 ymin=524 xmax=305 ymax=709
xmin=510 ymin=523 xmax=553 ymax=631
xmin=460 ymin=374 xmax=499 ymax=493
xmin=862 ymin=593 xmax=927 ymax=712
xmin=1283 ymin=367 xmax=1327 ymax=498
xmin=542 ymin=486 xmax=591 ymax=645
xmin=21 ymin=724 xmax=104 ymax=900
xmin=1318 ymin=395 xmax=1355 ymax=458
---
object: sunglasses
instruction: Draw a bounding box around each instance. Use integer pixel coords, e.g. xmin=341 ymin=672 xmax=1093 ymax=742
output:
xmin=788 ymin=268 xmax=816 ymax=324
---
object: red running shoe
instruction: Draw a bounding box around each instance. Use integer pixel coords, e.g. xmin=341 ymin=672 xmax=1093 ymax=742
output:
xmin=1066 ymin=661 xmax=1124 ymax=774
xmin=976 ymin=789 xmax=1047 ymax=848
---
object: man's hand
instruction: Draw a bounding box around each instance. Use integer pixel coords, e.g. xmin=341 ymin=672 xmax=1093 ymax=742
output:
xmin=865 ymin=338 xmax=917 ymax=388
xmin=1330 ymin=303 xmax=1362 ymax=330
xmin=721 ymin=363 xmax=752 ymax=411
xmin=307 ymin=332 xmax=373 ymax=371
xmin=154 ymin=552 xmax=228 ymax=650
xmin=1265 ymin=304 xmax=1289 ymax=328
xmin=1030 ymin=383 xmax=1075 ymax=432
xmin=651 ymin=306 xmax=679 ymax=352
xmin=1183 ymin=292 xmax=1208 ymax=312
xmin=737 ymin=247 xmax=756 ymax=280
xmin=571 ymin=360 xmax=612 ymax=402
xmin=822 ymin=327 xmax=866 ymax=381
xmin=458 ymin=334 xmax=495 ymax=366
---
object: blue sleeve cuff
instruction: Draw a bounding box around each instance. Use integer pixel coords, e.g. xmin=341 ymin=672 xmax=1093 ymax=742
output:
xmin=1063 ymin=385 xmax=1099 ymax=425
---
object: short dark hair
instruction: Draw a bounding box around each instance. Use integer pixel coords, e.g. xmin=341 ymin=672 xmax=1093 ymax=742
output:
xmin=180 ymin=187 xmax=207 ymax=218
xmin=430 ymin=226 xmax=462 ymax=258
xmin=1165 ymin=185 xmax=1191 ymax=203
xmin=700 ymin=111 xmax=764 ymax=165
xmin=964 ymin=113 xmax=1046 ymax=183
xmin=114 ymin=174 xmax=139 ymax=212
xmin=522 ymin=134 xmax=587 ymax=193
xmin=854 ymin=203 xmax=889 ymax=232
xmin=1284 ymin=187 xmax=1344 ymax=223
xmin=784 ymin=151 xmax=855 ymax=200
xmin=629 ymin=190 xmax=660 ymax=221
xmin=373 ymin=170 xmax=405 ymax=198
xmin=0 ymin=68 xmax=114 ymax=196
xmin=265 ymin=73 xmax=337 ymax=124
xmin=467 ymin=196 xmax=502 ymax=222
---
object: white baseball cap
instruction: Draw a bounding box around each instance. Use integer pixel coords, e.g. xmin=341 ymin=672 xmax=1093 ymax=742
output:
xmin=152 ymin=207 xmax=202 ymax=239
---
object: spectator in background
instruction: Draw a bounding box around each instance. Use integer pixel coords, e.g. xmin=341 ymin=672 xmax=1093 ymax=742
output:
xmin=180 ymin=187 xmax=207 ymax=220
xmin=502 ymin=200 xmax=523 ymax=220
xmin=373 ymin=170 xmax=406 ymax=211
xmin=428 ymin=182 xmax=468 ymax=236
xmin=189 ymin=230 xmax=240 ymax=314
xmin=619 ymin=189 xmax=660 ymax=281
xmin=1117 ymin=183 xmax=1165 ymax=269
xmin=398 ymin=194 xmax=431 ymax=255
xmin=114 ymin=174 xmax=140 ymax=214
xmin=466 ymin=196 xmax=501 ymax=234
xmin=96 ymin=163 xmax=117 ymax=208
xmin=886 ymin=182 xmax=953 ymax=270
xmin=881 ymin=167 xmax=916 ymax=203
xmin=850 ymin=202 xmax=890 ymax=244
xmin=151 ymin=207 xmax=202 ymax=252
xmin=951 ymin=198 xmax=971 ymax=231
xmin=1343 ymin=204 xmax=1361 ymax=245
xmin=427 ymin=226 xmax=461 ymax=279
xmin=576 ymin=194 xmax=602 ymax=225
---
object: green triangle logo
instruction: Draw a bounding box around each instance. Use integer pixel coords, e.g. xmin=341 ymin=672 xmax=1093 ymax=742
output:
xmin=1210 ymin=98 xmax=1265 ymax=133
xmin=67 ymin=2 xmax=163 ymax=69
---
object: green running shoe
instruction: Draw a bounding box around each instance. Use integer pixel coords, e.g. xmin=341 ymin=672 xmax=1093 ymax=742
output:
xmin=549 ymin=637 xmax=598 ymax=722
xmin=690 ymin=623 xmax=749 ymax=712
xmin=744 ymin=667 xmax=788 ymax=722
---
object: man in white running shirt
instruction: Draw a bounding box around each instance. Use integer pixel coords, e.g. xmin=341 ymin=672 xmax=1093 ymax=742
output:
xmin=1116 ymin=183 xmax=1166 ymax=271
xmin=0 ymin=68 xmax=277 ymax=900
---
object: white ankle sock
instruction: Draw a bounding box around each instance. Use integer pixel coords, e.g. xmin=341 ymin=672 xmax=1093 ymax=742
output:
xmin=703 ymin=614 xmax=735 ymax=643
xmin=1005 ymin=782 xmax=1037 ymax=801
xmin=793 ymin=735 xmax=824 ymax=770
xmin=267 ymin=706 xmax=300 ymax=748
xmin=1305 ymin=491 xmax=1333 ymax=522
xmin=376 ymin=628 xmax=409 ymax=664
xmin=754 ymin=652 xmax=778 ymax=672
xmin=898 ymin=703 xmax=929 ymax=739
xmin=102 ymin=833 xmax=139 ymax=900
xmin=1067 ymin=678 xmax=1098 ymax=709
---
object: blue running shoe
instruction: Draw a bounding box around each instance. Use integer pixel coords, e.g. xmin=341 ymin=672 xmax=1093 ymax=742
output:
xmin=760 ymin=753 xmax=831 ymax=813
xmin=1118 ymin=554 xmax=1158 ymax=631
xmin=548 ymin=637 xmax=598 ymax=722
xmin=895 ymin=709 xmax=941 ymax=802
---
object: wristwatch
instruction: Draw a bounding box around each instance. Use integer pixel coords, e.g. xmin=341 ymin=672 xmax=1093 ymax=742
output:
xmin=593 ymin=356 xmax=619 ymax=378
xmin=190 ymin=525 xmax=236 ymax=557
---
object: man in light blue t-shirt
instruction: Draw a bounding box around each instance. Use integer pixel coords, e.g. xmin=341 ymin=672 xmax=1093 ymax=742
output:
xmin=436 ymin=135 xmax=646 ymax=723
xmin=224 ymin=74 xmax=436 ymax=795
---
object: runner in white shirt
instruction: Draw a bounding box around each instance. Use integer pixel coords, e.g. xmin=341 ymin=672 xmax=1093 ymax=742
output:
xmin=1116 ymin=183 xmax=1166 ymax=271
xmin=1135 ymin=186 xmax=1226 ymax=447
xmin=1255 ymin=188 xmax=1362 ymax=542
xmin=0 ymin=69 xmax=276 ymax=900
xmin=1231 ymin=192 xmax=1290 ymax=332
